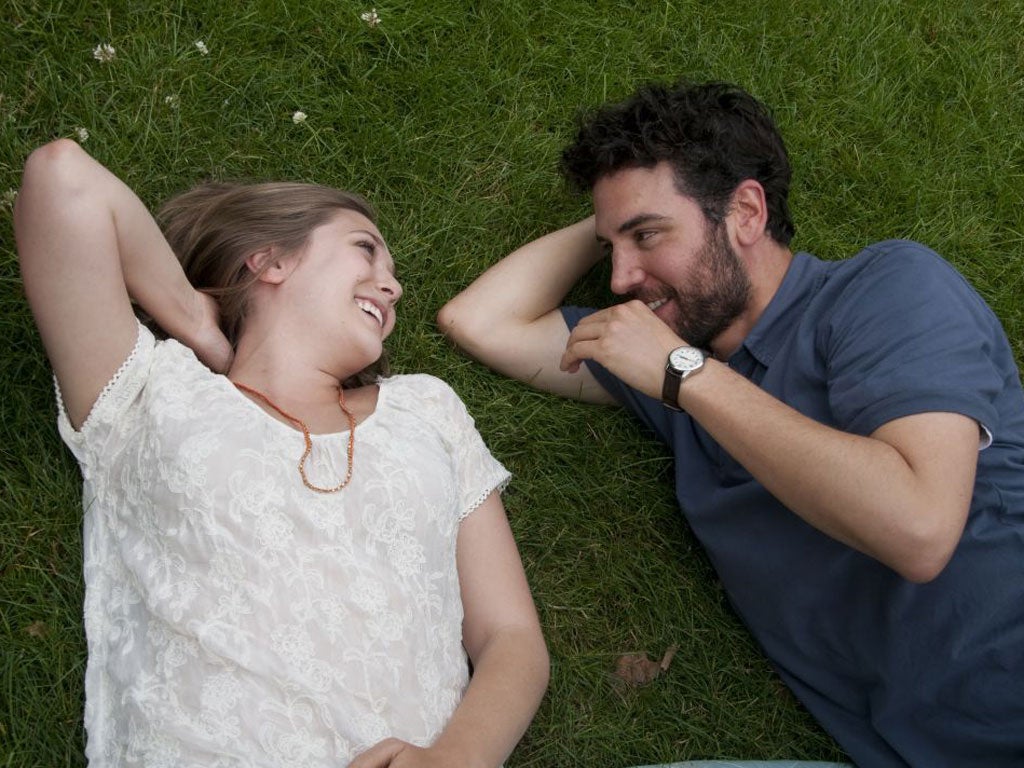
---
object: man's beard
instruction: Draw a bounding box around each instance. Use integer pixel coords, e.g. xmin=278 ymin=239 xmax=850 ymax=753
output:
xmin=634 ymin=223 xmax=751 ymax=351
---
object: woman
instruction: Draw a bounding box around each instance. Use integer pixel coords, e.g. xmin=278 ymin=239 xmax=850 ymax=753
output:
xmin=15 ymin=139 xmax=549 ymax=767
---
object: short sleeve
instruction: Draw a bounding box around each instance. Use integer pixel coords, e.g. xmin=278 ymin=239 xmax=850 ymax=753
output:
xmin=823 ymin=244 xmax=1005 ymax=438
xmin=55 ymin=322 xmax=155 ymax=468
xmin=416 ymin=376 xmax=511 ymax=520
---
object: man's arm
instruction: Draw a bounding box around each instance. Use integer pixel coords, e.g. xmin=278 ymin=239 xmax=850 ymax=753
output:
xmin=687 ymin=363 xmax=977 ymax=584
xmin=349 ymin=491 xmax=549 ymax=768
xmin=562 ymin=302 xmax=978 ymax=583
xmin=438 ymin=218 xmax=616 ymax=404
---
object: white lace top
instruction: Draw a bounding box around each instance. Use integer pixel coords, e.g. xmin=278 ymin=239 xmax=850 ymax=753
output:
xmin=56 ymin=324 xmax=510 ymax=767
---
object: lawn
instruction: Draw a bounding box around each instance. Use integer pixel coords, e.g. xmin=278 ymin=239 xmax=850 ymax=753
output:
xmin=2 ymin=1 xmax=1023 ymax=765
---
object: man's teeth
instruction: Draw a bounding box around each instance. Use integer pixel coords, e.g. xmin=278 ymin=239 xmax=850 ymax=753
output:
xmin=355 ymin=299 xmax=383 ymax=326
xmin=647 ymin=298 xmax=668 ymax=311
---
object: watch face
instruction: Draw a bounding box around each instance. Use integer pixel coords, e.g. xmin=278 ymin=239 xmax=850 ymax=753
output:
xmin=669 ymin=346 xmax=704 ymax=372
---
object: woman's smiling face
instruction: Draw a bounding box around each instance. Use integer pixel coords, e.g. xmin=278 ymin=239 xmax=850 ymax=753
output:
xmin=282 ymin=209 xmax=403 ymax=365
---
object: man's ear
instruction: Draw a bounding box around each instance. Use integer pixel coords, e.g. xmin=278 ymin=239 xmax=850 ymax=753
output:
xmin=245 ymin=248 xmax=293 ymax=284
xmin=727 ymin=179 xmax=770 ymax=247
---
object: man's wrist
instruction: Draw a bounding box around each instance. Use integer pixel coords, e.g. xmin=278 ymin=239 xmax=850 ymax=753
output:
xmin=661 ymin=345 xmax=708 ymax=410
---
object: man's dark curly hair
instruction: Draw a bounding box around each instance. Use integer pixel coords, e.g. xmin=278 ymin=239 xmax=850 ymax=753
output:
xmin=561 ymin=81 xmax=795 ymax=246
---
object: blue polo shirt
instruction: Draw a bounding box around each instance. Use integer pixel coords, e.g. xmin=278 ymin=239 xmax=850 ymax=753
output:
xmin=563 ymin=240 xmax=1024 ymax=767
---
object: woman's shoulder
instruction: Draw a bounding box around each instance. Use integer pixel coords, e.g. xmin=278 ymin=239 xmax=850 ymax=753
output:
xmin=58 ymin=322 xmax=158 ymax=439
xmin=378 ymin=373 xmax=475 ymax=421
xmin=56 ymin=321 xmax=224 ymax=453
xmin=142 ymin=331 xmax=225 ymax=397
xmin=380 ymin=372 xmax=458 ymax=398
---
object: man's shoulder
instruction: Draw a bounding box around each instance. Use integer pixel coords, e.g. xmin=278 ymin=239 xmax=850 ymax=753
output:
xmin=821 ymin=239 xmax=969 ymax=306
xmin=838 ymin=238 xmax=952 ymax=274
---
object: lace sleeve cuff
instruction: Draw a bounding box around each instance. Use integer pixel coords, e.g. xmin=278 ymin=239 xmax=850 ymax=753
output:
xmin=56 ymin=322 xmax=155 ymax=462
xmin=458 ymin=470 xmax=512 ymax=522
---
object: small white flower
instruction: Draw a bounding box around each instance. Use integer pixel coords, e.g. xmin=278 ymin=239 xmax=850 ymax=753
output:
xmin=292 ymin=110 xmax=307 ymax=124
xmin=194 ymin=40 xmax=209 ymax=55
xmin=164 ymin=94 xmax=180 ymax=109
xmin=360 ymin=8 xmax=380 ymax=27
xmin=2 ymin=188 xmax=17 ymax=207
xmin=74 ymin=126 xmax=89 ymax=142
xmin=93 ymin=43 xmax=116 ymax=63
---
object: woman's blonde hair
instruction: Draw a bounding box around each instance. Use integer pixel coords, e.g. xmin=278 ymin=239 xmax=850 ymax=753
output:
xmin=155 ymin=181 xmax=388 ymax=387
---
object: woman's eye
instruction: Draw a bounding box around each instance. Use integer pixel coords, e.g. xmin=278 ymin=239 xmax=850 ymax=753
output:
xmin=358 ymin=241 xmax=376 ymax=256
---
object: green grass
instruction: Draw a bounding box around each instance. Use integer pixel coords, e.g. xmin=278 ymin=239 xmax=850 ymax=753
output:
xmin=3 ymin=0 xmax=1024 ymax=765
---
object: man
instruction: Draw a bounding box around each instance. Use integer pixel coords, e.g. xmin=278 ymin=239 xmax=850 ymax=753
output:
xmin=438 ymin=81 xmax=1024 ymax=766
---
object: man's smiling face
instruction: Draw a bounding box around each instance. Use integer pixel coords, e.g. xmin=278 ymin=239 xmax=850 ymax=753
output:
xmin=593 ymin=161 xmax=751 ymax=350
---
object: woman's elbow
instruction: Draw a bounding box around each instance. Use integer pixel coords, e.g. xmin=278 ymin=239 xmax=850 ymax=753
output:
xmin=523 ymin=629 xmax=551 ymax=697
xmin=533 ymin=631 xmax=551 ymax=680
xmin=22 ymin=139 xmax=88 ymax=189
xmin=17 ymin=140 xmax=93 ymax=231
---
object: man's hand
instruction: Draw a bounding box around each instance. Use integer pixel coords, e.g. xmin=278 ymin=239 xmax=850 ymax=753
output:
xmin=349 ymin=738 xmax=479 ymax=768
xmin=560 ymin=299 xmax=684 ymax=400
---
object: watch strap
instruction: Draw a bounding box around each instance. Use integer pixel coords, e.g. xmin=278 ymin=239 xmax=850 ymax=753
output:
xmin=661 ymin=366 xmax=683 ymax=411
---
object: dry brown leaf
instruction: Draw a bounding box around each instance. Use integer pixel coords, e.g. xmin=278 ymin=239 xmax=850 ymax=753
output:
xmin=614 ymin=645 xmax=678 ymax=686
xmin=24 ymin=620 xmax=47 ymax=638
xmin=659 ymin=644 xmax=678 ymax=671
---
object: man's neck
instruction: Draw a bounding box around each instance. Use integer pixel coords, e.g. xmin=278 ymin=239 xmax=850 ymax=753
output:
xmin=710 ymin=243 xmax=794 ymax=360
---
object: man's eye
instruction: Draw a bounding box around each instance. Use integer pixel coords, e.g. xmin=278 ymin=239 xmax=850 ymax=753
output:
xmin=636 ymin=230 xmax=655 ymax=242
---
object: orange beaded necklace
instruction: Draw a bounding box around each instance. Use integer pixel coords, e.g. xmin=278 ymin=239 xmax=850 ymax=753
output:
xmin=233 ymin=381 xmax=356 ymax=494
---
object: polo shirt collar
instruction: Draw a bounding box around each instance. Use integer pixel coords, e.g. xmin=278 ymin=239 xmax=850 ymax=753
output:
xmin=732 ymin=251 xmax=828 ymax=368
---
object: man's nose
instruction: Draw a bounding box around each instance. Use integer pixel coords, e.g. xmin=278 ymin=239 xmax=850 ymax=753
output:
xmin=609 ymin=250 xmax=644 ymax=295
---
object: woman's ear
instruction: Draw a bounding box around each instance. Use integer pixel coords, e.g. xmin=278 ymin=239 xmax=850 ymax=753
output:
xmin=245 ymin=247 xmax=293 ymax=284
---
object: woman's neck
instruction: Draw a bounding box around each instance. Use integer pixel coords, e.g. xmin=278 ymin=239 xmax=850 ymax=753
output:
xmin=228 ymin=350 xmax=381 ymax=433
xmin=228 ymin=331 xmax=352 ymax=409
xmin=225 ymin=307 xmax=382 ymax=427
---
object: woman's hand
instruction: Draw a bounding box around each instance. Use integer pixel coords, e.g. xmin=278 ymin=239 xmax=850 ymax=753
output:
xmin=349 ymin=738 xmax=479 ymax=768
xmin=182 ymin=291 xmax=233 ymax=374
xmin=348 ymin=492 xmax=546 ymax=768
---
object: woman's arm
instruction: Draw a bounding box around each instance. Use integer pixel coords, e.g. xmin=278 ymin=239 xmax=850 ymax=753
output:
xmin=349 ymin=490 xmax=549 ymax=768
xmin=15 ymin=139 xmax=231 ymax=429
xmin=438 ymin=218 xmax=614 ymax=404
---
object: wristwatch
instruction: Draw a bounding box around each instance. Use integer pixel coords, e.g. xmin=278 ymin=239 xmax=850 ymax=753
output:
xmin=661 ymin=345 xmax=707 ymax=411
